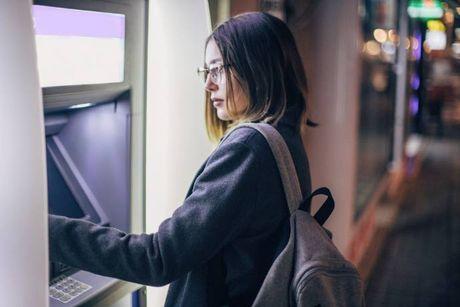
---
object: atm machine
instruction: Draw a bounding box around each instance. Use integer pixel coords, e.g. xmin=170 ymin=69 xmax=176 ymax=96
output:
xmin=32 ymin=0 xmax=147 ymax=306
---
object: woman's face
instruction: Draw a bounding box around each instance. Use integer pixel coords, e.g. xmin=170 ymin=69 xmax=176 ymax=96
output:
xmin=205 ymin=39 xmax=247 ymax=121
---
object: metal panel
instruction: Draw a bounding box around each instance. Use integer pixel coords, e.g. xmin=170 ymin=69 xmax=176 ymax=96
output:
xmin=0 ymin=1 xmax=49 ymax=306
xmin=33 ymin=0 xmax=147 ymax=234
xmin=48 ymin=100 xmax=131 ymax=231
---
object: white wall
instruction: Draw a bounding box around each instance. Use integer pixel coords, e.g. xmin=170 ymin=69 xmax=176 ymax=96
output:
xmin=145 ymin=0 xmax=212 ymax=305
xmin=293 ymin=0 xmax=362 ymax=253
xmin=0 ymin=0 xmax=49 ymax=306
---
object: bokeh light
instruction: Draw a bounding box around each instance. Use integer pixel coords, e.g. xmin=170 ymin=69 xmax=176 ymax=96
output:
xmin=365 ymin=40 xmax=381 ymax=56
xmin=373 ymin=29 xmax=387 ymax=43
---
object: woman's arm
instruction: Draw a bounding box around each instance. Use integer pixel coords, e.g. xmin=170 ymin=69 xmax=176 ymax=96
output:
xmin=49 ymin=141 xmax=261 ymax=286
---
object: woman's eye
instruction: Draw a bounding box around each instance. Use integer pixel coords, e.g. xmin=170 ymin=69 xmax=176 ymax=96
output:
xmin=209 ymin=63 xmax=223 ymax=70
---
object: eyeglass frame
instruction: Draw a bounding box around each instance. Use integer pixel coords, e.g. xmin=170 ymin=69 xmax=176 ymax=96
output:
xmin=197 ymin=64 xmax=230 ymax=85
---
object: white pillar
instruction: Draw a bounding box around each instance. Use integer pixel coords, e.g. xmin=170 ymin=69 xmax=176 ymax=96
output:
xmin=145 ymin=0 xmax=212 ymax=305
xmin=293 ymin=0 xmax=362 ymax=253
xmin=0 ymin=0 xmax=48 ymax=306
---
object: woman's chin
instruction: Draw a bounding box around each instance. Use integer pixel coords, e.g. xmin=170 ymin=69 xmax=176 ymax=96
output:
xmin=216 ymin=110 xmax=231 ymax=121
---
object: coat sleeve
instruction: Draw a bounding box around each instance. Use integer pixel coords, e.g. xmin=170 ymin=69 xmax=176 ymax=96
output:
xmin=49 ymin=141 xmax=261 ymax=286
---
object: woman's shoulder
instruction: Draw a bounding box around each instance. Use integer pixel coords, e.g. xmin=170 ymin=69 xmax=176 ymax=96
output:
xmin=219 ymin=126 xmax=272 ymax=157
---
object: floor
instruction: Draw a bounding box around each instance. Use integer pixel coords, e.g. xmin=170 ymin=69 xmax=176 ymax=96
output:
xmin=365 ymin=131 xmax=460 ymax=306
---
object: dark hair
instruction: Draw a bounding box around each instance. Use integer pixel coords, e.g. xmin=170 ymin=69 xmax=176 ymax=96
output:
xmin=205 ymin=12 xmax=314 ymax=142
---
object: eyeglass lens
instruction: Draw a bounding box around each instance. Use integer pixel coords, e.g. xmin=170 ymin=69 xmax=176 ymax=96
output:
xmin=200 ymin=66 xmax=224 ymax=84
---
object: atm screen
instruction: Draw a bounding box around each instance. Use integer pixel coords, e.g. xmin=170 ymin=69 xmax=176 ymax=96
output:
xmin=32 ymin=5 xmax=125 ymax=87
xmin=46 ymin=150 xmax=85 ymax=219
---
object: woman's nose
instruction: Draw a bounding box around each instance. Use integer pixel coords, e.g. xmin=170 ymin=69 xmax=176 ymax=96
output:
xmin=204 ymin=76 xmax=218 ymax=92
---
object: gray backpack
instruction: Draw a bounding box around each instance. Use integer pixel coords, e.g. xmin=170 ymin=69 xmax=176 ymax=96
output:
xmin=235 ymin=123 xmax=365 ymax=307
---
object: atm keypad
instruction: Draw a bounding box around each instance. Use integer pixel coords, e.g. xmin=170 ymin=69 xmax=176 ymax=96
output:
xmin=49 ymin=276 xmax=92 ymax=303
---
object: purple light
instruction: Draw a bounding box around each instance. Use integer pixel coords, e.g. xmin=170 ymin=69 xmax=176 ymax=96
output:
xmin=411 ymin=74 xmax=420 ymax=90
xmin=412 ymin=31 xmax=422 ymax=61
xmin=32 ymin=5 xmax=125 ymax=39
xmin=409 ymin=94 xmax=419 ymax=115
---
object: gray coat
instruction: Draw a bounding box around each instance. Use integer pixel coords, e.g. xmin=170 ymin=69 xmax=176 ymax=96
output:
xmin=49 ymin=106 xmax=312 ymax=307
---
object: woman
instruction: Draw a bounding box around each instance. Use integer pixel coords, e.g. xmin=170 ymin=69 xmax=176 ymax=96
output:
xmin=49 ymin=12 xmax=313 ymax=306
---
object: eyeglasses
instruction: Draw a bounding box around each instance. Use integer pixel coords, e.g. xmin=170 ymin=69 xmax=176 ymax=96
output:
xmin=197 ymin=64 xmax=229 ymax=85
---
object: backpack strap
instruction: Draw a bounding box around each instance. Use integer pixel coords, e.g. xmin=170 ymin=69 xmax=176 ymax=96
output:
xmin=222 ymin=123 xmax=334 ymax=225
xmin=299 ymin=187 xmax=335 ymax=226
xmin=223 ymin=123 xmax=302 ymax=214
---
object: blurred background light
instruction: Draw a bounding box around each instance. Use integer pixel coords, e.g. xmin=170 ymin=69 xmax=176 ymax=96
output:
xmin=414 ymin=32 xmax=422 ymax=60
xmin=405 ymin=37 xmax=411 ymax=49
xmin=388 ymin=29 xmax=399 ymax=43
xmin=411 ymin=36 xmax=419 ymax=51
xmin=373 ymin=28 xmax=388 ymax=43
xmin=382 ymin=41 xmax=396 ymax=55
xmin=371 ymin=69 xmax=388 ymax=92
xmin=425 ymin=29 xmax=447 ymax=50
xmin=408 ymin=0 xmax=443 ymax=19
xmin=409 ymin=94 xmax=419 ymax=115
xmin=365 ymin=40 xmax=381 ymax=56
xmin=427 ymin=19 xmax=446 ymax=31
xmin=423 ymin=41 xmax=432 ymax=53
xmin=444 ymin=10 xmax=454 ymax=24
xmin=411 ymin=73 xmax=420 ymax=90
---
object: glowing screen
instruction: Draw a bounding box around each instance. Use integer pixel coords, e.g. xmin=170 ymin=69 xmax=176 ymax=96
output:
xmin=32 ymin=5 xmax=125 ymax=87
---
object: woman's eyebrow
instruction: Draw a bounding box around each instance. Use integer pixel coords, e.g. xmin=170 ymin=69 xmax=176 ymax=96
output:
xmin=206 ymin=58 xmax=223 ymax=66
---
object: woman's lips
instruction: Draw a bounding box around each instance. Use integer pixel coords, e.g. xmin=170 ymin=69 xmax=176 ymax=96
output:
xmin=212 ymin=99 xmax=224 ymax=107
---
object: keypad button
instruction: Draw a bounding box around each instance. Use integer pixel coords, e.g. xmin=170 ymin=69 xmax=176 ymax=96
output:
xmin=49 ymin=275 xmax=92 ymax=303
xmin=52 ymin=292 xmax=63 ymax=299
xmin=60 ymin=295 xmax=71 ymax=302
